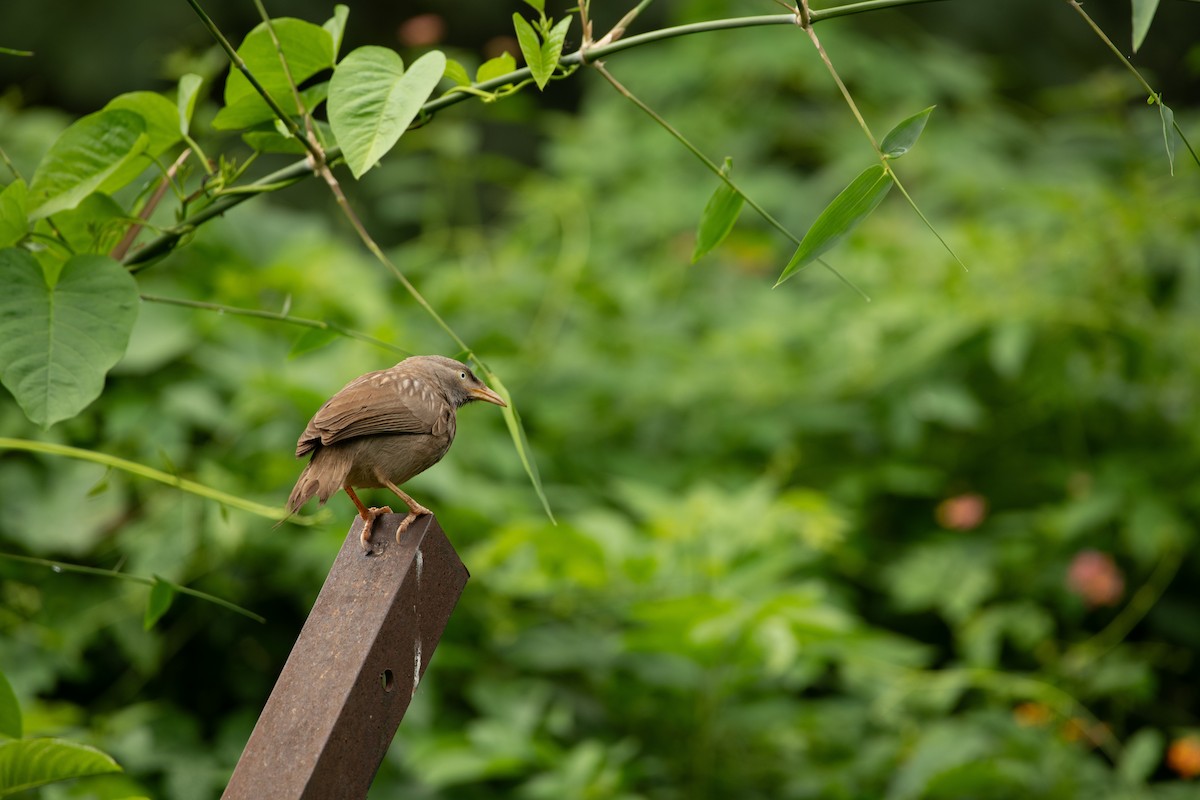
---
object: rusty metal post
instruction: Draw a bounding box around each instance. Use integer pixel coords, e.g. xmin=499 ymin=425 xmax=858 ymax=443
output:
xmin=222 ymin=513 xmax=469 ymax=800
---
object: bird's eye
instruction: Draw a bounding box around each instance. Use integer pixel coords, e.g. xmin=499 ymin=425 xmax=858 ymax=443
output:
xmin=460 ymin=372 xmax=467 ymax=380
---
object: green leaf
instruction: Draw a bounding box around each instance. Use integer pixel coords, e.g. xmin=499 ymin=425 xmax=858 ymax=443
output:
xmin=212 ymin=18 xmax=335 ymax=130
xmin=444 ymin=58 xmax=471 ymax=87
xmin=477 ymin=52 xmax=516 ymax=85
xmin=523 ymin=0 xmax=545 ymax=14
xmin=0 ymin=180 xmax=28 ymax=249
xmin=776 ymin=164 xmax=893 ymax=286
xmin=881 ymin=106 xmax=935 ymax=159
xmin=328 ymin=47 xmax=446 ymax=179
xmin=103 ymin=91 xmax=180 ymax=162
xmin=1132 ymin=0 xmax=1160 ymax=52
xmin=1119 ymin=728 xmax=1164 ymax=785
xmin=692 ymin=157 xmax=744 ymax=263
xmin=177 ymin=74 xmax=203 ymax=137
xmin=0 ymin=250 xmax=139 ymax=428
xmin=48 ymin=192 xmax=128 ymax=255
xmin=27 ymin=110 xmax=148 ymax=220
xmin=288 ymin=326 xmax=340 ymax=358
xmin=0 ymin=738 xmax=121 ymax=795
xmin=1159 ymin=101 xmax=1176 ymax=175
xmin=143 ymin=576 xmax=177 ymax=630
xmin=0 ymin=670 xmax=20 ymax=739
xmin=513 ymin=13 xmax=571 ymax=90
xmin=538 ymin=16 xmax=573 ymax=89
xmin=102 ymin=92 xmax=184 ymax=198
xmin=484 ymin=368 xmax=555 ymax=525
xmin=513 ymin=14 xmax=544 ymax=84
xmin=324 ymin=4 xmax=350 ymax=59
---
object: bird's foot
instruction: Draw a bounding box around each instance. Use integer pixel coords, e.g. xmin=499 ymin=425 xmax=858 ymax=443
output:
xmin=395 ymin=502 xmax=432 ymax=542
xmin=359 ymin=505 xmax=395 ymax=551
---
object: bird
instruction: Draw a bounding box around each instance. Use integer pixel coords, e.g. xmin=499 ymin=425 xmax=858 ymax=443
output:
xmin=284 ymin=355 xmax=506 ymax=550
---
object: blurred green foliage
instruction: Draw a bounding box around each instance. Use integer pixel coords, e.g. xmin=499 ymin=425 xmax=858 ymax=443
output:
xmin=2 ymin=1 xmax=1200 ymax=798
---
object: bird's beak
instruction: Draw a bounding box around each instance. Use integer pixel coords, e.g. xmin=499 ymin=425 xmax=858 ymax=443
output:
xmin=471 ymin=386 xmax=507 ymax=407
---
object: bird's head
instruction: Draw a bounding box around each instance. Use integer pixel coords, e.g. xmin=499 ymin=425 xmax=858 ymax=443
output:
xmin=405 ymin=355 xmax=507 ymax=409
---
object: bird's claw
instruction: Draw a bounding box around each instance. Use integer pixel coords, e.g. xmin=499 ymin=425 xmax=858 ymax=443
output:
xmin=359 ymin=506 xmax=395 ymax=551
xmin=395 ymin=505 xmax=432 ymax=542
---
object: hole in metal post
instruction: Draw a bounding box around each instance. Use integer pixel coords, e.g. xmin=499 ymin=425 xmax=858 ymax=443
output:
xmin=381 ymin=669 xmax=395 ymax=692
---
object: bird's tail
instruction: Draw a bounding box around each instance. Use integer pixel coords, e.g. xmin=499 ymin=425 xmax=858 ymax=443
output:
xmin=274 ymin=449 xmax=349 ymax=529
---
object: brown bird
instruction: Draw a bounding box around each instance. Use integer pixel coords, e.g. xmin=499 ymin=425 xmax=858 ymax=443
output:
xmin=285 ymin=355 xmax=506 ymax=550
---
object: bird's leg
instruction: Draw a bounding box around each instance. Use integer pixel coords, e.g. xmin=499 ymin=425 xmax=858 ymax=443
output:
xmin=380 ymin=478 xmax=432 ymax=542
xmin=345 ymin=485 xmax=393 ymax=551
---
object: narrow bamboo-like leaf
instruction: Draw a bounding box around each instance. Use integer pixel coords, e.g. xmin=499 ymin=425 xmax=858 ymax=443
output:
xmin=177 ymin=74 xmax=203 ymax=137
xmin=27 ymin=110 xmax=148 ymax=220
xmin=443 ymin=58 xmax=471 ymax=87
xmin=776 ymin=164 xmax=893 ymax=286
xmin=212 ymin=18 xmax=335 ymax=130
xmin=0 ymin=738 xmax=121 ymax=795
xmin=881 ymin=106 xmax=935 ymax=159
xmin=143 ymin=577 xmax=177 ymax=630
xmin=324 ymin=4 xmax=350 ymax=59
xmin=1132 ymin=0 xmax=1161 ymax=52
xmin=484 ymin=368 xmax=555 ymax=524
xmin=0 ymin=669 xmax=20 ymax=739
xmin=692 ymin=157 xmax=745 ymax=263
xmin=537 ymin=16 xmax=573 ymax=90
xmin=0 ymin=250 xmax=139 ymax=428
xmin=477 ymin=53 xmax=516 ymax=84
xmin=0 ymin=180 xmax=28 ymax=249
xmin=512 ymin=14 xmax=544 ymax=85
xmin=328 ymin=47 xmax=446 ymax=179
xmin=1159 ymin=101 xmax=1176 ymax=175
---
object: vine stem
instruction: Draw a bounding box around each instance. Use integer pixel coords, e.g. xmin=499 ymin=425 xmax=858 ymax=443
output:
xmin=0 ymin=437 xmax=322 ymax=526
xmin=129 ymin=4 xmax=950 ymax=270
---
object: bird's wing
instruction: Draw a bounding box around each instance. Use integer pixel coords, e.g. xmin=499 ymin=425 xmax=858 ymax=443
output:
xmin=295 ymin=369 xmax=450 ymax=456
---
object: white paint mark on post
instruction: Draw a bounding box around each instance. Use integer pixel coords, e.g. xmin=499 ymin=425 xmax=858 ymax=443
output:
xmin=412 ymin=638 xmax=422 ymax=696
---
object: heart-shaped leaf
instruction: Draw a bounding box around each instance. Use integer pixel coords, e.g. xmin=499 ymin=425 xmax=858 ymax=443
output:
xmin=329 ymin=47 xmax=447 ymax=179
xmin=0 ymin=249 xmax=139 ymax=428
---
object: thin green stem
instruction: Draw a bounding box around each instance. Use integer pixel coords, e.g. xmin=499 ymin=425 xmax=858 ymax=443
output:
xmin=140 ymin=293 xmax=410 ymax=355
xmin=800 ymin=0 xmax=877 ymax=150
xmin=0 ymin=437 xmax=321 ymax=525
xmin=0 ymin=553 xmax=266 ymax=623
xmin=183 ymin=0 xmax=319 ymax=162
xmin=1066 ymin=0 xmax=1154 ymax=96
xmin=889 ymin=169 xmax=966 ymax=270
xmin=593 ymin=61 xmax=869 ymax=300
